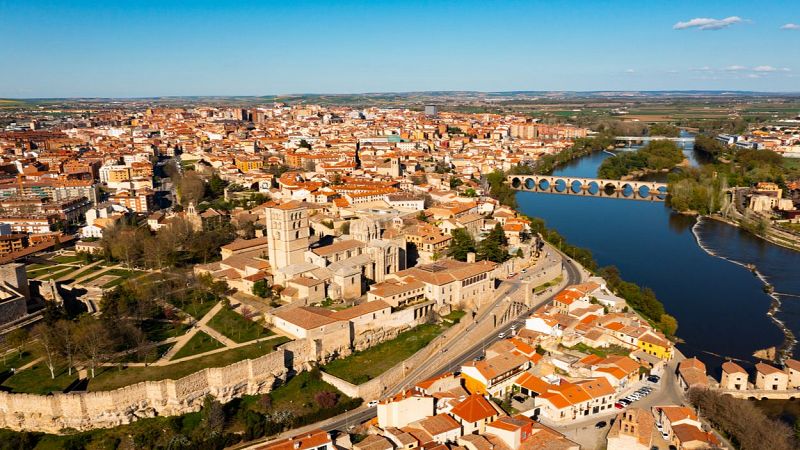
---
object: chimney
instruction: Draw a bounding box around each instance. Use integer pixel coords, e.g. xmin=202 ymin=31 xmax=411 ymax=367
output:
xmin=467 ymin=252 xmax=476 ymax=263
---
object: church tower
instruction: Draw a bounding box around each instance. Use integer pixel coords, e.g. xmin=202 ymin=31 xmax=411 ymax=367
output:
xmin=266 ymin=201 xmax=310 ymax=269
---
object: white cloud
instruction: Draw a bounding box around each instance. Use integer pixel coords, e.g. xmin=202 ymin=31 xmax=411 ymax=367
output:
xmin=724 ymin=65 xmax=747 ymax=71
xmin=690 ymin=66 xmax=713 ymax=72
xmin=673 ymin=16 xmax=745 ymax=30
xmin=624 ymin=69 xmax=636 ymax=74
xmin=753 ymin=65 xmax=778 ymax=72
xmin=781 ymin=23 xmax=800 ymax=30
xmin=746 ymin=74 xmax=762 ymax=79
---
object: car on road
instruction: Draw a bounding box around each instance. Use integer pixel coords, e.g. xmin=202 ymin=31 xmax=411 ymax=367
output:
xmin=367 ymin=400 xmax=379 ymax=408
xmin=647 ymin=375 xmax=661 ymax=383
xmin=614 ymin=402 xmax=624 ymax=409
xmin=498 ymin=332 xmax=506 ymax=339
xmin=595 ymin=421 xmax=607 ymax=429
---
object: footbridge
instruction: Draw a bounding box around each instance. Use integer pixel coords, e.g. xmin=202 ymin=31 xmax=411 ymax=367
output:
xmin=508 ymin=175 xmax=668 ymax=201
xmin=615 ymin=136 xmax=695 ymax=144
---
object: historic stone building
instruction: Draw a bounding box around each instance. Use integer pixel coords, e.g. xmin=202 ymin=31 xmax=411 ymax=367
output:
xmin=266 ymin=200 xmax=310 ymax=269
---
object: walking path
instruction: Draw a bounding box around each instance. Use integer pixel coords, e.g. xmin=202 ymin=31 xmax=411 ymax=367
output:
xmin=159 ymin=301 xmax=226 ymax=362
xmin=57 ymin=259 xmax=104 ymax=282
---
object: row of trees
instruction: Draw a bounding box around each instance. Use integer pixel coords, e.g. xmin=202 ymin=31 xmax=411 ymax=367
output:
xmin=688 ymin=388 xmax=796 ymax=450
xmin=528 ymin=133 xmax=616 ymax=175
xmin=598 ymin=140 xmax=684 ymax=179
xmin=101 ymin=218 xmax=236 ymax=269
xmin=525 ymin=215 xmax=677 ymax=336
xmin=597 ymin=266 xmax=678 ymax=336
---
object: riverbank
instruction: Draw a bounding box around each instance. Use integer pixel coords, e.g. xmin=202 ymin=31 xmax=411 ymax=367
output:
xmin=707 ymin=210 xmax=800 ymax=254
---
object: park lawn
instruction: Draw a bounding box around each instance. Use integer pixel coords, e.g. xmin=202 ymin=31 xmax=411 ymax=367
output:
xmin=322 ymin=323 xmax=445 ymax=384
xmin=121 ymin=343 xmax=174 ymax=364
xmin=87 ymin=337 xmax=290 ymax=392
xmin=165 ymin=291 xmax=218 ymax=320
xmin=0 ymin=348 xmax=38 ymax=372
xmin=27 ymin=265 xmax=71 ymax=279
xmin=1 ymin=363 xmax=77 ymax=394
xmin=172 ymin=331 xmax=224 ymax=360
xmin=207 ymin=307 xmax=273 ymax=343
xmin=141 ymin=319 xmax=190 ymax=342
xmin=51 ymin=255 xmax=81 ymax=264
xmin=67 ymin=263 xmax=106 ymax=280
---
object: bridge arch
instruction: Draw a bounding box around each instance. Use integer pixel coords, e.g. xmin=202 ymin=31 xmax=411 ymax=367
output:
xmin=524 ymin=178 xmax=535 ymax=190
xmin=506 ymin=175 xmax=667 ymax=201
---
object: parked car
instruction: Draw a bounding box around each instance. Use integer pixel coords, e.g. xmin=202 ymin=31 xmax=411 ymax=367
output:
xmin=512 ymin=395 xmax=526 ymax=403
xmin=595 ymin=421 xmax=607 ymax=429
xmin=647 ymin=375 xmax=661 ymax=383
xmin=614 ymin=402 xmax=624 ymax=409
xmin=367 ymin=400 xmax=379 ymax=408
xmin=498 ymin=332 xmax=506 ymax=339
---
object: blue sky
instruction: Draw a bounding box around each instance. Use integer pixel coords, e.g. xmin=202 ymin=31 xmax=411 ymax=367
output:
xmin=2 ymin=0 xmax=799 ymax=97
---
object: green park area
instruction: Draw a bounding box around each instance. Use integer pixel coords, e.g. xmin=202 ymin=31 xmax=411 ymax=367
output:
xmin=87 ymin=337 xmax=289 ymax=392
xmin=207 ymin=307 xmax=273 ymax=343
xmin=172 ymin=331 xmax=225 ymax=359
xmin=322 ymin=323 xmax=446 ymax=384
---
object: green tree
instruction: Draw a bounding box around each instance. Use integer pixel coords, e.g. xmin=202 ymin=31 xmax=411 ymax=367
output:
xmin=658 ymin=314 xmax=678 ymax=336
xmin=448 ymin=228 xmax=476 ymax=261
xmin=252 ymin=280 xmax=270 ymax=298
xmin=477 ymin=223 xmax=510 ymax=263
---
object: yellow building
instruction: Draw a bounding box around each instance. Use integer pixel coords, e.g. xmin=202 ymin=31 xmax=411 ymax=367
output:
xmin=235 ymin=156 xmax=264 ymax=172
xmin=637 ymin=332 xmax=673 ymax=360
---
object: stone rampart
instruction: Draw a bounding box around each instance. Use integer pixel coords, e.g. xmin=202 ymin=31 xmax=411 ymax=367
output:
xmin=0 ymin=340 xmax=313 ymax=434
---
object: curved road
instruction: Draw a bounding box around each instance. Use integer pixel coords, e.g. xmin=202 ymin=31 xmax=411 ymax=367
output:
xmin=234 ymin=245 xmax=585 ymax=449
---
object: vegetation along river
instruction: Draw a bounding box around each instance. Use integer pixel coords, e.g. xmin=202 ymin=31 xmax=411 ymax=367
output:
xmin=516 ymin=142 xmax=800 ymax=375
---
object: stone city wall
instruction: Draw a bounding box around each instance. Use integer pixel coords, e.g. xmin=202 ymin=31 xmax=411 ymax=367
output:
xmin=0 ymin=339 xmax=318 ymax=434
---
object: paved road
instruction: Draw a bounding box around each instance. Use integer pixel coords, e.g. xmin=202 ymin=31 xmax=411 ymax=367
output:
xmin=550 ymin=355 xmax=686 ymax=449
xmin=235 ymin=245 xmax=584 ymax=449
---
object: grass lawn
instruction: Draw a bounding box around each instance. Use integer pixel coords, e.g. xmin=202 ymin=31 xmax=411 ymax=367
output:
xmin=141 ymin=319 xmax=190 ymax=342
xmin=121 ymin=343 xmax=174 ymax=364
xmin=0 ymin=349 xmax=38 ymax=372
xmin=68 ymin=263 xmax=106 ymax=280
xmin=442 ymin=309 xmax=466 ymax=324
xmin=265 ymin=369 xmax=355 ymax=417
xmin=172 ymin=331 xmax=224 ymax=360
xmin=27 ymin=265 xmax=71 ymax=279
xmin=1 ymin=363 xmax=77 ymax=394
xmin=87 ymin=337 xmax=290 ymax=391
xmin=207 ymin=307 xmax=272 ymax=343
xmin=322 ymin=323 xmax=445 ymax=384
xmin=165 ymin=292 xmax=218 ymax=320
xmin=51 ymin=255 xmax=81 ymax=264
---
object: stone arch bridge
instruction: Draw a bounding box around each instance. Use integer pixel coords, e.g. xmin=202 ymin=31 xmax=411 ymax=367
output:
xmin=508 ymin=175 xmax=668 ymax=201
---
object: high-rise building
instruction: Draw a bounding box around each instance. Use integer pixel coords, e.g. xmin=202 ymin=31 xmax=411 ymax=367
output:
xmin=266 ymin=201 xmax=310 ymax=269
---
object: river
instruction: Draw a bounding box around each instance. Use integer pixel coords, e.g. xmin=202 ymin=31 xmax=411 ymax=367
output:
xmin=515 ymin=143 xmax=800 ymax=375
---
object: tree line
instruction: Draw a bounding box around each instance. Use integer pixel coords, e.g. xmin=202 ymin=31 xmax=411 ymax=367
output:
xmin=526 ymin=215 xmax=677 ymax=336
xmin=688 ymin=387 xmax=796 ymax=450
